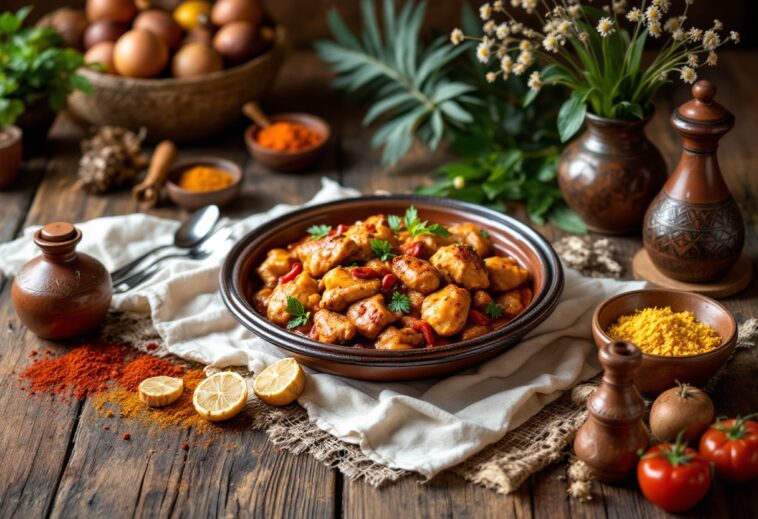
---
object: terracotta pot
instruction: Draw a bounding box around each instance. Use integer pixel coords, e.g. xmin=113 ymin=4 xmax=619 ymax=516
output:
xmin=11 ymin=222 xmax=112 ymax=340
xmin=557 ymin=112 xmax=667 ymax=235
xmin=644 ymin=81 xmax=743 ymax=282
xmin=0 ymin=126 xmax=23 ymax=190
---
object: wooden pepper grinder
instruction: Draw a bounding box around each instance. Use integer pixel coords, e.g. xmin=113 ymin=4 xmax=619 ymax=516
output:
xmin=574 ymin=341 xmax=648 ymax=483
xmin=643 ymin=80 xmax=744 ymax=282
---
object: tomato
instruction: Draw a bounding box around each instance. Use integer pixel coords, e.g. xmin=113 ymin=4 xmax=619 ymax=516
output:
xmin=468 ymin=309 xmax=491 ymax=326
xmin=637 ymin=439 xmax=712 ymax=513
xmin=351 ymin=267 xmax=381 ymax=280
xmin=381 ymin=273 xmax=399 ymax=293
xmin=699 ymin=415 xmax=758 ymax=482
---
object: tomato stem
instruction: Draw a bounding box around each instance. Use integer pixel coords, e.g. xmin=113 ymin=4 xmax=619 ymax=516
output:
xmin=713 ymin=414 xmax=758 ymax=441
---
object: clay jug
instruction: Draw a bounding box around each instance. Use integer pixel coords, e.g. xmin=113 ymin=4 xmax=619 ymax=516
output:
xmin=11 ymin=222 xmax=112 ymax=340
xmin=574 ymin=341 xmax=648 ymax=483
xmin=643 ymin=80 xmax=743 ymax=282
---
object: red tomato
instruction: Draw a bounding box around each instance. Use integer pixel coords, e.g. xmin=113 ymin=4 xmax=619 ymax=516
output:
xmin=699 ymin=416 xmax=758 ymax=482
xmin=637 ymin=441 xmax=712 ymax=513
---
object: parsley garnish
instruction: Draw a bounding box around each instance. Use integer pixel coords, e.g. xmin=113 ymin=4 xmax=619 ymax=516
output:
xmin=286 ymin=297 xmax=311 ymax=329
xmin=307 ymin=224 xmax=332 ymax=240
xmin=403 ymin=206 xmax=452 ymax=237
xmin=479 ymin=229 xmax=490 ymax=239
xmin=387 ymin=214 xmax=402 ymax=231
xmin=484 ymin=302 xmax=504 ymax=319
xmin=370 ymin=239 xmax=397 ymax=261
xmin=388 ymin=291 xmax=411 ymax=314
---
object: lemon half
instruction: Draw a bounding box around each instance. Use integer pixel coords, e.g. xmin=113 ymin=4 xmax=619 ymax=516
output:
xmin=138 ymin=376 xmax=184 ymax=407
xmin=192 ymin=372 xmax=248 ymax=421
xmin=253 ymin=358 xmax=306 ymax=406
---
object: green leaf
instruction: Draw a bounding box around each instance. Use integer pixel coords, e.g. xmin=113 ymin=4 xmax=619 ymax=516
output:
xmin=557 ymin=91 xmax=588 ymax=142
xmin=370 ymin=239 xmax=397 ymax=261
xmin=387 ymin=214 xmax=402 ymax=231
xmin=286 ymin=297 xmax=311 ymax=329
xmin=388 ymin=291 xmax=411 ymax=314
xmin=548 ymin=205 xmax=587 ymax=235
xmin=307 ymin=224 xmax=332 ymax=240
xmin=479 ymin=229 xmax=490 ymax=239
xmin=404 ymin=206 xmax=418 ymax=230
xmin=484 ymin=301 xmax=504 ymax=319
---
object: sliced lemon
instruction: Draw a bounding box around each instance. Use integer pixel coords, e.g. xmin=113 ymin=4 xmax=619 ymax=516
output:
xmin=253 ymin=358 xmax=306 ymax=406
xmin=138 ymin=376 xmax=184 ymax=407
xmin=192 ymin=372 xmax=248 ymax=422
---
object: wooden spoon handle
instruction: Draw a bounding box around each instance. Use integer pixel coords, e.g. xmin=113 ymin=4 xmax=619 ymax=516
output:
xmin=242 ymin=102 xmax=271 ymax=128
xmin=132 ymin=140 xmax=177 ymax=208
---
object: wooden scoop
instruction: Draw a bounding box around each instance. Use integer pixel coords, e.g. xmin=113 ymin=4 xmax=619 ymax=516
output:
xmin=242 ymin=101 xmax=272 ymax=128
xmin=132 ymin=140 xmax=177 ymax=208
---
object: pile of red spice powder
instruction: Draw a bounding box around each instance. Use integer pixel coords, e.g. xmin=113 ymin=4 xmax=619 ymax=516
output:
xmin=118 ymin=355 xmax=184 ymax=390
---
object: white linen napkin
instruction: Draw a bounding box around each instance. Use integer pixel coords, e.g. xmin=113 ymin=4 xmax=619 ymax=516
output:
xmin=0 ymin=178 xmax=646 ymax=478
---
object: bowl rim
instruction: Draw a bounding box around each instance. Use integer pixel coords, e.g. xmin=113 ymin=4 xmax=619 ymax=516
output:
xmin=245 ymin=113 xmax=331 ymax=158
xmin=592 ymin=288 xmax=737 ymax=360
xmin=219 ymin=194 xmax=564 ymax=366
xmin=166 ymin=156 xmax=242 ymax=196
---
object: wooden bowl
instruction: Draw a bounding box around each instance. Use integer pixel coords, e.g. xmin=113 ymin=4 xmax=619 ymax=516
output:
xmin=244 ymin=113 xmax=329 ymax=173
xmin=592 ymin=289 xmax=737 ymax=395
xmin=219 ymin=195 xmax=564 ymax=381
xmin=67 ymin=27 xmax=286 ymax=142
xmin=166 ymin=157 xmax=242 ymax=211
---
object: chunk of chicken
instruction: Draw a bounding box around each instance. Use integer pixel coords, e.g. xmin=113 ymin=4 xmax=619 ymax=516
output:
xmin=398 ymin=233 xmax=453 ymax=258
xmin=266 ymin=272 xmax=321 ymax=327
xmin=344 ymin=215 xmax=398 ymax=262
xmin=421 ymin=284 xmax=471 ymax=337
xmin=449 ymin=224 xmax=493 ymax=257
xmin=320 ymin=267 xmax=381 ymax=312
xmin=472 ymin=290 xmax=493 ymax=311
xmin=364 ymin=258 xmax=392 ymax=275
xmin=495 ymin=290 xmax=525 ymax=316
xmin=293 ymin=234 xmax=358 ymax=278
xmin=346 ymin=294 xmax=397 ymax=339
xmin=310 ymin=309 xmax=356 ymax=345
xmin=253 ymin=287 xmax=273 ymax=314
xmin=429 ymin=244 xmax=489 ymax=290
xmin=257 ymin=248 xmax=295 ymax=288
xmin=462 ymin=324 xmax=489 ymax=341
xmin=485 ymin=256 xmax=529 ymax=292
xmin=391 ymin=255 xmax=441 ymax=295
xmin=406 ymin=290 xmax=425 ymax=318
xmin=376 ymin=326 xmax=424 ymax=350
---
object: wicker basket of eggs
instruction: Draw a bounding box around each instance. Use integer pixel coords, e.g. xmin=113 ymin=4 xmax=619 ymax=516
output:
xmin=47 ymin=0 xmax=286 ymax=142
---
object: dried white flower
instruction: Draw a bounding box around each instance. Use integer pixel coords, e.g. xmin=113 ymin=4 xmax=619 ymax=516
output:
xmin=500 ymin=55 xmax=513 ymax=74
xmin=493 ymin=0 xmax=504 ymax=11
xmin=476 ymin=41 xmax=492 ymax=63
xmin=664 ymin=16 xmax=684 ymax=32
xmin=596 ymin=17 xmax=615 ymax=37
xmin=483 ymin=20 xmax=496 ymax=35
xmin=480 ymin=3 xmax=493 ymax=21
xmin=450 ymin=28 xmax=464 ymax=46
xmin=688 ymin=27 xmax=703 ymax=42
xmin=680 ymin=66 xmax=697 ymax=83
xmin=568 ymin=5 xmax=581 ymax=18
xmin=713 ymin=19 xmax=723 ymax=30
xmin=672 ymin=29 xmax=686 ymax=42
xmin=702 ymin=29 xmax=720 ymax=50
xmin=495 ymin=23 xmax=510 ymax=39
xmin=730 ymin=31 xmax=740 ymax=44
xmin=612 ymin=1 xmax=627 ymax=14
xmin=578 ymin=31 xmax=590 ymax=43
xmin=527 ymin=70 xmax=542 ymax=91
xmin=626 ymin=7 xmax=642 ymax=22
xmin=512 ymin=62 xmax=527 ymax=76
xmin=649 ymin=21 xmax=662 ymax=38
xmin=517 ymin=49 xmax=534 ymax=66
xmin=519 ymin=39 xmax=533 ymax=51
xmin=687 ymin=53 xmax=699 ymax=66
xmin=485 ymin=72 xmax=497 ymax=84
xmin=706 ymin=50 xmax=718 ymax=66
xmin=543 ymin=34 xmax=560 ymax=52
xmin=557 ymin=20 xmax=572 ymax=34
xmin=521 ymin=0 xmax=538 ymax=13
xmin=645 ymin=6 xmax=661 ymax=22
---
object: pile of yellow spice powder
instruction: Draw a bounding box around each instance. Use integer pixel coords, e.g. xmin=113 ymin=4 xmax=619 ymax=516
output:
xmin=607 ymin=306 xmax=722 ymax=356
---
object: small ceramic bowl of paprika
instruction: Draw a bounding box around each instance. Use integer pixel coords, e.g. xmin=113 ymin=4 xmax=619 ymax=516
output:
xmin=245 ymin=113 xmax=330 ymax=173
xmin=166 ymin=157 xmax=243 ymax=211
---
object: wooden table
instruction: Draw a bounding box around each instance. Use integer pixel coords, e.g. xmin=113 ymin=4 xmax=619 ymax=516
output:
xmin=1 ymin=50 xmax=756 ymax=519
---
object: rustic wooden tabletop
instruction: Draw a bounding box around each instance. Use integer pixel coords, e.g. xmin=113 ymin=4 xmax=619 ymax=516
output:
xmin=0 ymin=50 xmax=756 ymax=519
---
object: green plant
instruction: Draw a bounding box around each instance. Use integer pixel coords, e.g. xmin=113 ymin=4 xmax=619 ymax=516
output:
xmin=0 ymin=6 xmax=90 ymax=128
xmin=454 ymin=1 xmax=739 ymax=141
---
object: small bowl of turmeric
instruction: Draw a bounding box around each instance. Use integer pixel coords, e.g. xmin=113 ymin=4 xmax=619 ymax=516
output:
xmin=166 ymin=157 xmax=242 ymax=211
xmin=592 ymin=289 xmax=737 ymax=396
xmin=245 ymin=113 xmax=329 ymax=173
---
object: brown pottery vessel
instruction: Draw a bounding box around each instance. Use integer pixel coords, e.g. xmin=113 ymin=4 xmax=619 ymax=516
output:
xmin=11 ymin=222 xmax=113 ymax=340
xmin=574 ymin=341 xmax=649 ymax=483
xmin=644 ymin=80 xmax=743 ymax=282
xmin=0 ymin=125 xmax=23 ymax=190
xmin=558 ymin=112 xmax=667 ymax=234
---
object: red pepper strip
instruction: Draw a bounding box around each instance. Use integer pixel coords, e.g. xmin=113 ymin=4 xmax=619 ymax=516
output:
xmin=365 ymin=223 xmax=377 ymax=233
xmin=410 ymin=320 xmax=439 ymax=347
xmin=403 ymin=242 xmax=426 ymax=259
xmin=381 ymin=273 xmax=399 ymax=292
xmin=328 ymin=224 xmax=349 ymax=236
xmin=278 ymin=261 xmax=302 ymax=284
xmin=468 ymin=309 xmax=491 ymax=326
xmin=351 ymin=267 xmax=382 ymax=279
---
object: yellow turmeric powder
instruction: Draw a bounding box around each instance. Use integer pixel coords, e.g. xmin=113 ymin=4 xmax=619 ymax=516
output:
xmin=178 ymin=165 xmax=235 ymax=192
xmin=607 ymin=306 xmax=721 ymax=357
xmin=255 ymin=121 xmax=322 ymax=152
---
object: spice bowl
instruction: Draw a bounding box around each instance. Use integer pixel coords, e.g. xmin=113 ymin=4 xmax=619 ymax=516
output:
xmin=592 ymin=289 xmax=737 ymax=395
xmin=166 ymin=157 xmax=242 ymax=211
xmin=245 ymin=113 xmax=330 ymax=173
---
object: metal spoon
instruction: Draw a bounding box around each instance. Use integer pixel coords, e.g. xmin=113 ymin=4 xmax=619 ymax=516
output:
xmin=111 ymin=205 xmax=221 ymax=283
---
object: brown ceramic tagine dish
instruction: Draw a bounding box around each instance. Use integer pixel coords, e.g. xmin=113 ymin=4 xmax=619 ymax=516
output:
xmin=592 ymin=289 xmax=737 ymax=395
xmin=11 ymin=222 xmax=113 ymax=340
xmin=219 ymin=196 xmax=564 ymax=381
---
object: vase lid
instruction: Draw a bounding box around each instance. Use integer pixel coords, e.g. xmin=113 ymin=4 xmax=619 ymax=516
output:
xmin=677 ymin=80 xmax=731 ymax=124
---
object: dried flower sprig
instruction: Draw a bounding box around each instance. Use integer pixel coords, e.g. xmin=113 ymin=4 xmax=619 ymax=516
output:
xmin=451 ymin=1 xmax=739 ymax=141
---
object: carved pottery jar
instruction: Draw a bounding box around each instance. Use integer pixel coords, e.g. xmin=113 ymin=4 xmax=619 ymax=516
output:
xmin=643 ymin=80 xmax=743 ymax=282
xmin=11 ymin=222 xmax=112 ymax=340
xmin=574 ymin=341 xmax=648 ymax=483
xmin=557 ymin=112 xmax=667 ymax=235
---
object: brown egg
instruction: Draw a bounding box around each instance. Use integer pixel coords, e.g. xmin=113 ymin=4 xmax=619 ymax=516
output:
xmin=211 ymin=0 xmax=264 ymax=27
xmin=133 ymin=9 xmax=183 ymax=50
xmin=182 ymin=26 xmax=213 ymax=46
xmin=172 ymin=42 xmax=223 ymax=78
xmin=83 ymin=20 xmax=129 ymax=49
xmin=46 ymin=8 xmax=89 ymax=50
xmin=86 ymin=0 xmax=138 ymax=23
xmin=113 ymin=29 xmax=168 ymax=78
xmin=212 ymin=21 xmax=264 ymax=65
xmin=84 ymin=41 xmax=117 ymax=74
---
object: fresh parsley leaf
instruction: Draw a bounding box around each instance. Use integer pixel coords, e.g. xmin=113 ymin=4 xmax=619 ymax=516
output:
xmin=404 ymin=206 xmax=419 ymax=231
xmin=286 ymin=297 xmax=311 ymax=329
xmin=307 ymin=224 xmax=332 ymax=240
xmin=425 ymin=223 xmax=452 ymax=237
xmin=479 ymin=229 xmax=490 ymax=239
xmin=402 ymin=206 xmax=451 ymax=237
xmin=370 ymin=239 xmax=397 ymax=261
xmin=387 ymin=214 xmax=402 ymax=231
xmin=388 ymin=291 xmax=411 ymax=314
xmin=484 ymin=302 xmax=504 ymax=319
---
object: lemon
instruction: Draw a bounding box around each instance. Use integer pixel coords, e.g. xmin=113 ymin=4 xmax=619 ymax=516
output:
xmin=253 ymin=358 xmax=306 ymax=406
xmin=138 ymin=376 xmax=184 ymax=407
xmin=173 ymin=1 xmax=211 ymax=30
xmin=193 ymin=372 xmax=248 ymax=422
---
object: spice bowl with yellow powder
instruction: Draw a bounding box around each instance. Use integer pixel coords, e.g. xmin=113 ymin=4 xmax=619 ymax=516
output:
xmin=166 ymin=157 xmax=242 ymax=211
xmin=592 ymin=289 xmax=737 ymax=395
xmin=245 ymin=113 xmax=329 ymax=173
